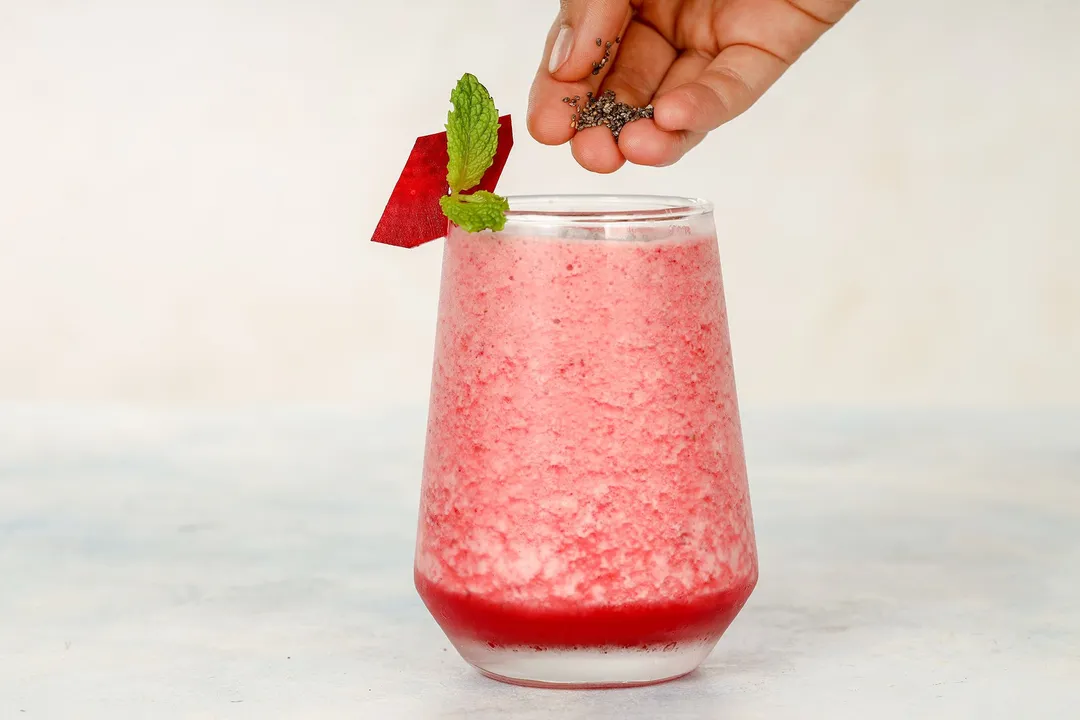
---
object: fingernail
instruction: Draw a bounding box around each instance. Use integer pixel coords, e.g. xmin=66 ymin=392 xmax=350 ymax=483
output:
xmin=549 ymin=25 xmax=573 ymax=74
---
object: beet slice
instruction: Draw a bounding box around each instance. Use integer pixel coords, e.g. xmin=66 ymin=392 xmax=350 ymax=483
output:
xmin=371 ymin=115 xmax=513 ymax=248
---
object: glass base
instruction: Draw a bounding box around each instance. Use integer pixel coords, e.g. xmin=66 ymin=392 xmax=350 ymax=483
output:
xmin=454 ymin=639 xmax=717 ymax=689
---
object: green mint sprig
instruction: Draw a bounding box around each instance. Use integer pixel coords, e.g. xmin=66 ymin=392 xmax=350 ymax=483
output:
xmin=439 ymin=74 xmax=508 ymax=233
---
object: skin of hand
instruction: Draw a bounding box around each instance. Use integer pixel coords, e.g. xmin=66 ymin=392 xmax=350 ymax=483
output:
xmin=527 ymin=0 xmax=859 ymax=173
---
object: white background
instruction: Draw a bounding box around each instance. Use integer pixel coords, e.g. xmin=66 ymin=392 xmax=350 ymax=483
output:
xmin=1 ymin=0 xmax=1077 ymax=412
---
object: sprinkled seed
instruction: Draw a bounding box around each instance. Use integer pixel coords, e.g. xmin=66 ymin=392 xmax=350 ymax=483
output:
xmin=596 ymin=37 xmax=602 ymax=46
xmin=591 ymin=37 xmax=618 ymax=75
xmin=568 ymin=89 xmax=654 ymax=141
xmin=615 ymin=35 xmax=622 ymax=43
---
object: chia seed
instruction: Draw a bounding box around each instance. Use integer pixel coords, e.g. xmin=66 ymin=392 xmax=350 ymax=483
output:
xmin=591 ymin=36 xmax=619 ymax=76
xmin=570 ymin=89 xmax=654 ymax=142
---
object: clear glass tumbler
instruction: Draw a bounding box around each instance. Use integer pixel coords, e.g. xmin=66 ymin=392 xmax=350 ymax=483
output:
xmin=414 ymin=195 xmax=757 ymax=688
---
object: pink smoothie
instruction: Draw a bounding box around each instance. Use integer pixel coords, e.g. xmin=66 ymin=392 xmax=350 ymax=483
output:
xmin=415 ymin=225 xmax=757 ymax=650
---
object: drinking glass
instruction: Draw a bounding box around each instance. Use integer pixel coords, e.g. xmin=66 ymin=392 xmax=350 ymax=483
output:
xmin=415 ymin=195 xmax=757 ymax=688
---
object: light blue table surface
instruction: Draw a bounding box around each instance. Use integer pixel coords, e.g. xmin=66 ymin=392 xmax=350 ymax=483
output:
xmin=1 ymin=408 xmax=1078 ymax=718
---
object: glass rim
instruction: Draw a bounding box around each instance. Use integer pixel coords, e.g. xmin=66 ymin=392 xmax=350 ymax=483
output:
xmin=503 ymin=194 xmax=713 ymax=224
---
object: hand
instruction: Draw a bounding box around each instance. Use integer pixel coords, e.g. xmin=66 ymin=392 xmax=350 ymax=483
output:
xmin=527 ymin=0 xmax=858 ymax=173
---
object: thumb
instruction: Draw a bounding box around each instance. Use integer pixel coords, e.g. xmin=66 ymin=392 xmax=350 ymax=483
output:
xmin=547 ymin=0 xmax=630 ymax=81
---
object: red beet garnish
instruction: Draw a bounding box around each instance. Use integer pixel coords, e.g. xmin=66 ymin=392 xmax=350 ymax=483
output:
xmin=371 ymin=115 xmax=513 ymax=248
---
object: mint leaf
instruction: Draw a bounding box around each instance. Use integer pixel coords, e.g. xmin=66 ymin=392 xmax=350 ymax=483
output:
xmin=440 ymin=191 xmax=509 ymax=233
xmin=438 ymin=74 xmax=510 ymax=234
xmin=445 ymin=74 xmax=500 ymax=194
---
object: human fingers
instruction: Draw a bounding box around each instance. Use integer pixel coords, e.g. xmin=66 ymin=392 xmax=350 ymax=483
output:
xmin=653 ymin=0 xmax=858 ymax=133
xmin=527 ymin=0 xmax=630 ymax=148
xmin=651 ymin=44 xmax=789 ymax=134
xmin=615 ymin=47 xmax=709 ymax=167
xmin=567 ymin=19 xmax=676 ymax=170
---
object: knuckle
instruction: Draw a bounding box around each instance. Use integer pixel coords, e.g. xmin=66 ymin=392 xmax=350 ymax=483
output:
xmin=702 ymin=65 xmax=752 ymax=111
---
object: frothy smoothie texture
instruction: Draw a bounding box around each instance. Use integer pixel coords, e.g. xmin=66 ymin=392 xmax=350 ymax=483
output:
xmin=415 ymin=220 xmax=758 ymax=686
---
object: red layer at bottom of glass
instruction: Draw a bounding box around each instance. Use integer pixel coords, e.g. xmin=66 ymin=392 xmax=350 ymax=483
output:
xmin=416 ymin=572 xmax=756 ymax=649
